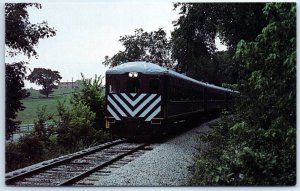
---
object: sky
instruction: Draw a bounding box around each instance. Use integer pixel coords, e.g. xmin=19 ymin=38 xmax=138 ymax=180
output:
xmin=5 ymin=0 xmax=227 ymax=89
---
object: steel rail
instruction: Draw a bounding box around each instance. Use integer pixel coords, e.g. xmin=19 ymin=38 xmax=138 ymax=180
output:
xmin=59 ymin=143 xmax=148 ymax=186
xmin=6 ymin=139 xmax=126 ymax=185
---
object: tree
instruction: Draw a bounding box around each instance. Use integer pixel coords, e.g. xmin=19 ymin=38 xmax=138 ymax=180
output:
xmin=103 ymin=28 xmax=174 ymax=68
xmin=171 ymin=3 xmax=267 ymax=84
xmin=5 ymin=3 xmax=56 ymax=138
xmin=5 ymin=62 xmax=29 ymax=140
xmin=27 ymin=68 xmax=62 ymax=98
xmin=190 ymin=3 xmax=296 ymax=185
xmin=5 ymin=3 xmax=56 ymax=58
xmin=233 ymin=3 xmax=296 ymax=184
xmin=211 ymin=51 xmax=235 ymax=85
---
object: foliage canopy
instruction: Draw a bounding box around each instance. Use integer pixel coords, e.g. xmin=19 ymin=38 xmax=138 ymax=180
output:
xmin=5 ymin=3 xmax=56 ymax=58
xmin=5 ymin=62 xmax=29 ymax=139
xmin=190 ymin=3 xmax=296 ymax=185
xmin=172 ymin=3 xmax=267 ymax=84
xmin=103 ymin=28 xmax=173 ymax=68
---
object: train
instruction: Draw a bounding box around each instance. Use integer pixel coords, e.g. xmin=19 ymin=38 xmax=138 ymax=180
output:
xmin=105 ymin=61 xmax=237 ymax=138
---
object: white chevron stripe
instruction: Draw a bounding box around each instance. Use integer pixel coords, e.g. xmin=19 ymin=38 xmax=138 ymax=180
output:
xmin=139 ymin=96 xmax=161 ymax=117
xmin=112 ymin=94 xmax=134 ymax=116
xmin=108 ymin=96 xmax=126 ymax=117
xmin=112 ymin=94 xmax=157 ymax=117
xmin=107 ymin=105 xmax=121 ymax=120
xmin=121 ymin=93 xmax=146 ymax=106
xmin=130 ymin=93 xmax=137 ymax=97
xmin=130 ymin=94 xmax=157 ymax=116
xmin=145 ymin=106 xmax=161 ymax=121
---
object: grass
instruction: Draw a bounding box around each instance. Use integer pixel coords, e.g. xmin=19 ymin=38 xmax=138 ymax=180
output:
xmin=16 ymin=88 xmax=75 ymax=124
xmin=27 ymin=88 xmax=77 ymax=98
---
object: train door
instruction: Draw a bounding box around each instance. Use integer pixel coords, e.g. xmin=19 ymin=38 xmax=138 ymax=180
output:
xmin=127 ymin=78 xmax=140 ymax=93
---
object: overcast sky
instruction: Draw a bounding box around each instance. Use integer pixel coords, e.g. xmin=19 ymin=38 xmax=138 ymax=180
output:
xmin=5 ymin=0 xmax=227 ymax=89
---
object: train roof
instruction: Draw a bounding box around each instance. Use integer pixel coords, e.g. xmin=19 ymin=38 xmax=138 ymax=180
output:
xmin=106 ymin=61 xmax=238 ymax=93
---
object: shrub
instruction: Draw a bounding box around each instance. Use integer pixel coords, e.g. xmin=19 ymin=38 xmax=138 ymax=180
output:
xmin=190 ymin=3 xmax=296 ymax=185
xmin=72 ymin=74 xmax=105 ymax=130
xmin=56 ymin=101 xmax=96 ymax=151
xmin=5 ymin=106 xmax=56 ymax=172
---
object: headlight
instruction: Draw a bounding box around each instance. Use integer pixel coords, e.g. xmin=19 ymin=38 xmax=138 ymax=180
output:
xmin=129 ymin=72 xmax=138 ymax=78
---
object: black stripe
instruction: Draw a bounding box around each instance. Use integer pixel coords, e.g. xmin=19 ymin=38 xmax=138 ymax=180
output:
xmin=112 ymin=93 xmax=136 ymax=112
xmin=118 ymin=93 xmax=154 ymax=111
xmin=126 ymin=93 xmax=138 ymax=100
xmin=109 ymin=94 xmax=131 ymax=117
xmin=119 ymin=93 xmax=136 ymax=110
xmin=107 ymin=101 xmax=123 ymax=120
xmin=131 ymin=94 xmax=153 ymax=110
xmin=141 ymin=100 xmax=161 ymax=120
xmin=108 ymin=93 xmax=161 ymax=119
xmin=135 ymin=94 xmax=161 ymax=117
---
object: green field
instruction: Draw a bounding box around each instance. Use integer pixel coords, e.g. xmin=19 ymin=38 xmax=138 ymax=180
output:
xmin=26 ymin=88 xmax=77 ymax=98
xmin=16 ymin=88 xmax=75 ymax=124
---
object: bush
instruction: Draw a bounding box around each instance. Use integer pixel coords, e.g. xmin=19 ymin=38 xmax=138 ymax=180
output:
xmin=5 ymin=106 xmax=57 ymax=172
xmin=56 ymin=74 xmax=114 ymax=151
xmin=6 ymin=75 xmax=114 ymax=172
xmin=190 ymin=3 xmax=296 ymax=185
xmin=56 ymin=101 xmax=96 ymax=151
xmin=72 ymin=74 xmax=105 ymax=130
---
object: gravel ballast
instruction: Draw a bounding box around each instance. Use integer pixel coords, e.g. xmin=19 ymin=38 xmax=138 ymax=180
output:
xmin=95 ymin=119 xmax=218 ymax=186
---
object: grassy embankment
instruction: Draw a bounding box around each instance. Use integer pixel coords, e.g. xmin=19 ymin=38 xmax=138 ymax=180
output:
xmin=16 ymin=88 xmax=76 ymax=124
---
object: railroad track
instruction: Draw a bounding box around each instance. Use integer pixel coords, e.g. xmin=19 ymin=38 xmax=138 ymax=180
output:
xmin=6 ymin=139 xmax=152 ymax=186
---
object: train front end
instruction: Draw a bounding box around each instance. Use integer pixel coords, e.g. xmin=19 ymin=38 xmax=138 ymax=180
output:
xmin=105 ymin=62 xmax=164 ymax=138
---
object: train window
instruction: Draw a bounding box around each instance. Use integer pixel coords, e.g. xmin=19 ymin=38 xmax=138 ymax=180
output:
xmin=149 ymin=79 xmax=160 ymax=93
xmin=127 ymin=78 xmax=140 ymax=93
xmin=108 ymin=79 xmax=120 ymax=93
